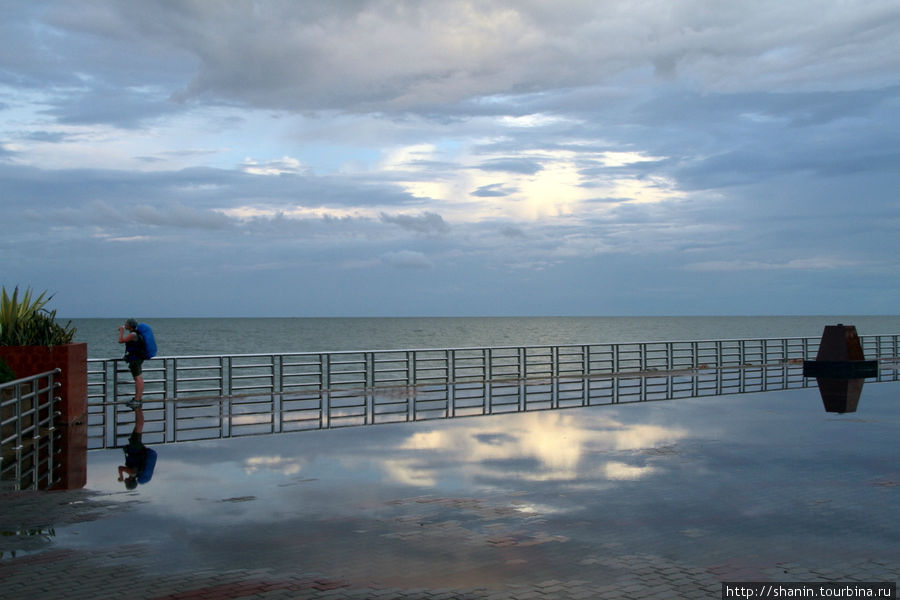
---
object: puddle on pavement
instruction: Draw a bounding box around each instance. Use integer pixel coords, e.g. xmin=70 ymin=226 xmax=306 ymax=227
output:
xmin=2 ymin=382 xmax=898 ymax=585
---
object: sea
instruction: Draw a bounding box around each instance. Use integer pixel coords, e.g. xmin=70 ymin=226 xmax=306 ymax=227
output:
xmin=68 ymin=315 xmax=900 ymax=360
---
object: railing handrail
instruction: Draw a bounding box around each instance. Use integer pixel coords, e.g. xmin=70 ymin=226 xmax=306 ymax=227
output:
xmin=0 ymin=368 xmax=62 ymax=389
xmin=83 ymin=333 xmax=863 ymax=363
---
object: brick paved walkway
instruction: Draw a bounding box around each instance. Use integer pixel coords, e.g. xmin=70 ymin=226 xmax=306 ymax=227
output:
xmin=2 ymin=499 xmax=896 ymax=600
xmin=2 ymin=384 xmax=898 ymax=599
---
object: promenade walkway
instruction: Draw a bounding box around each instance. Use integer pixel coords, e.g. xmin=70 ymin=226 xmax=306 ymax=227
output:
xmin=2 ymin=379 xmax=898 ymax=599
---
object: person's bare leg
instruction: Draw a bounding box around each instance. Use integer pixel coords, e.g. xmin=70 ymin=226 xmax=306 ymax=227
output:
xmin=134 ymin=374 xmax=144 ymax=404
xmin=134 ymin=406 xmax=145 ymax=433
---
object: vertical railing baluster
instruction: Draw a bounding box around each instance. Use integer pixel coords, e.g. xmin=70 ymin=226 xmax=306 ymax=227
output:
xmin=613 ymin=343 xmax=619 ymax=374
xmin=483 ymin=347 xmax=491 ymax=415
xmin=221 ymin=356 xmax=229 ymax=398
xmin=366 ymin=352 xmax=374 ymax=425
xmin=410 ymin=350 xmax=421 ymax=419
xmin=581 ymin=345 xmax=588 ymax=407
xmin=551 ymin=345 xmax=559 ymax=409
xmin=321 ymin=353 xmax=330 ymax=429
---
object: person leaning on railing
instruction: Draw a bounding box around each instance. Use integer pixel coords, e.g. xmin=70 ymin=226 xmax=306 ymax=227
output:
xmin=118 ymin=318 xmax=144 ymax=408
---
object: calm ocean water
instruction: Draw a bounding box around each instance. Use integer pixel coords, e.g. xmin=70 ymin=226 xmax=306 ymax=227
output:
xmin=69 ymin=315 xmax=900 ymax=359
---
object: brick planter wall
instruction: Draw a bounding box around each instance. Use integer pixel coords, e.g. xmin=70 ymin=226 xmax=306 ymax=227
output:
xmin=0 ymin=342 xmax=87 ymax=425
xmin=0 ymin=343 xmax=88 ymax=490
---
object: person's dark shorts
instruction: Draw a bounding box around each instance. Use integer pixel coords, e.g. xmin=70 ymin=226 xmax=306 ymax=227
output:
xmin=128 ymin=431 xmax=144 ymax=452
xmin=128 ymin=360 xmax=144 ymax=377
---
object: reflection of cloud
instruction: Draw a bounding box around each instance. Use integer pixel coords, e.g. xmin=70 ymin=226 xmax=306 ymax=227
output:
xmin=401 ymin=430 xmax=450 ymax=451
xmin=243 ymin=455 xmax=303 ymax=476
xmin=604 ymin=461 xmax=657 ymax=480
xmin=382 ymin=459 xmax=438 ymax=487
xmin=390 ymin=412 xmax=687 ymax=487
xmin=608 ymin=424 xmax=684 ymax=451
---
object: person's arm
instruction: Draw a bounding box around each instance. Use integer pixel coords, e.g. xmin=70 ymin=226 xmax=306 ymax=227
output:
xmin=118 ymin=465 xmax=135 ymax=481
xmin=118 ymin=325 xmax=136 ymax=344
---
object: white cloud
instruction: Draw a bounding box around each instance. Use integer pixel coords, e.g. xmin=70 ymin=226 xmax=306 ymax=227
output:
xmin=241 ymin=156 xmax=306 ymax=176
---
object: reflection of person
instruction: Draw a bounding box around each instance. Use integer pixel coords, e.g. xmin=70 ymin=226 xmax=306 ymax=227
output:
xmin=118 ymin=406 xmax=157 ymax=489
xmin=118 ymin=318 xmax=144 ymax=407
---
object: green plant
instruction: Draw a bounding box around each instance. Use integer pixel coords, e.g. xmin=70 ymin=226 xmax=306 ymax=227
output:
xmin=0 ymin=286 xmax=77 ymax=346
xmin=0 ymin=356 xmax=15 ymax=383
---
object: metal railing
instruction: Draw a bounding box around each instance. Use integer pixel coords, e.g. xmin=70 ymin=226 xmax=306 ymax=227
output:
xmin=0 ymin=369 xmax=61 ymax=491
xmin=84 ymin=334 xmax=900 ymax=449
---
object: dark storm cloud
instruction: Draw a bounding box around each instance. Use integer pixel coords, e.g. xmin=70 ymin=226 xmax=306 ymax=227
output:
xmin=42 ymin=85 xmax=182 ymax=128
xmin=2 ymin=1 xmax=899 ymax=316
xmin=0 ymin=162 xmax=420 ymax=234
xmin=380 ymin=212 xmax=450 ymax=235
xmin=22 ymin=1 xmax=894 ymax=117
xmin=471 ymin=184 xmax=516 ymax=198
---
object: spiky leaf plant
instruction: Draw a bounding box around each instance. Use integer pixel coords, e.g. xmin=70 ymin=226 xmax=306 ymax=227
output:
xmin=0 ymin=286 xmax=76 ymax=346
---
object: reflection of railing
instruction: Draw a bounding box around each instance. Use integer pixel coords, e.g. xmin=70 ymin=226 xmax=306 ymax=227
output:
xmin=0 ymin=369 xmax=61 ymax=491
xmin=85 ymin=335 xmax=900 ymax=449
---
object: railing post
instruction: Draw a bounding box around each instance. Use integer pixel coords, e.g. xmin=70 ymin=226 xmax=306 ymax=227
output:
xmin=222 ymin=356 xmax=230 ymax=398
xmin=483 ymin=347 xmax=491 ymax=415
xmin=582 ymin=345 xmax=590 ymax=407
xmin=112 ymin=361 xmax=120 ymax=405
xmin=321 ymin=353 xmax=330 ymax=429
xmin=164 ymin=357 xmax=173 ymax=444
xmin=613 ymin=343 xmax=620 ymax=374
xmin=275 ymin=354 xmax=283 ymax=396
xmin=45 ymin=374 xmax=59 ymax=489
xmin=448 ymin=349 xmax=456 ymax=385
xmin=517 ymin=346 xmax=525 ymax=412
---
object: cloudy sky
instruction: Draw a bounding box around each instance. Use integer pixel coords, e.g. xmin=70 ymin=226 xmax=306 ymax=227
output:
xmin=3 ymin=1 xmax=898 ymax=317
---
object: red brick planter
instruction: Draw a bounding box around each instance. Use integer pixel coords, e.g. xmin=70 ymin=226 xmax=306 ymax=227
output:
xmin=0 ymin=343 xmax=88 ymax=489
xmin=0 ymin=342 xmax=87 ymax=425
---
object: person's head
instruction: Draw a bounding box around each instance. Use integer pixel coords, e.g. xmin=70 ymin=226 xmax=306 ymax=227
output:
xmin=125 ymin=318 xmax=138 ymax=331
xmin=124 ymin=476 xmax=138 ymax=490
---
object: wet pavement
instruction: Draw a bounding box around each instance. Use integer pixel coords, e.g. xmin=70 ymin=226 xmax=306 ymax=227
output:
xmin=2 ymin=381 xmax=898 ymax=599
